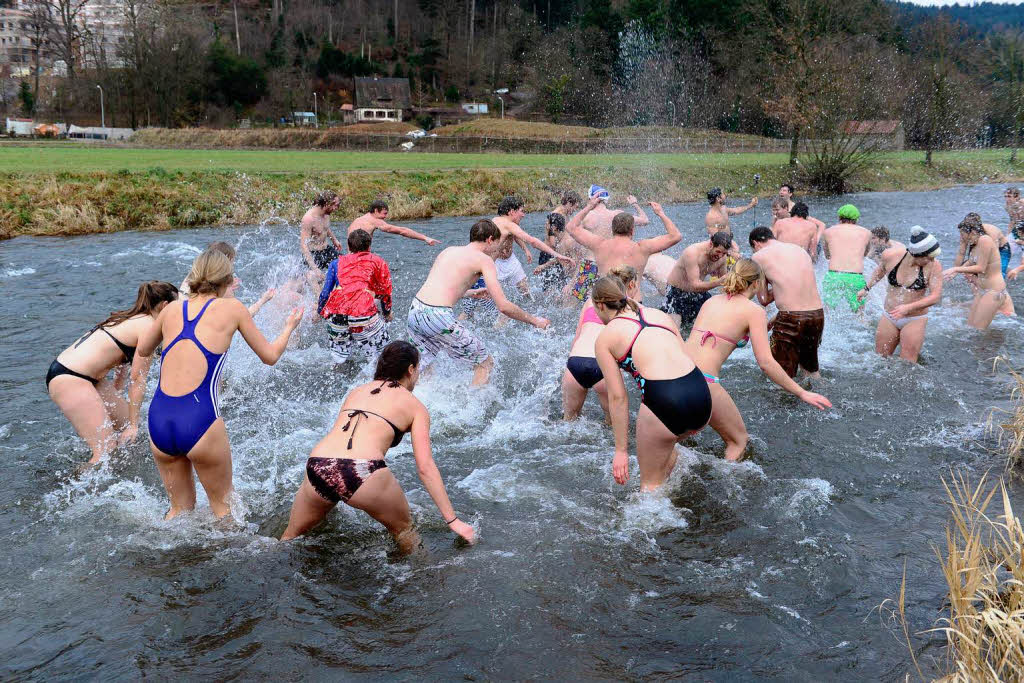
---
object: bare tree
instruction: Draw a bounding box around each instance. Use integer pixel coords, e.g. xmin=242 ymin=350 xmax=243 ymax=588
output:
xmin=21 ymin=0 xmax=51 ymax=111
xmin=45 ymin=0 xmax=88 ymax=81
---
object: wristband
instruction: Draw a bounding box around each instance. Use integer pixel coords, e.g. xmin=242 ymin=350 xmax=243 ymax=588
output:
xmin=445 ymin=515 xmax=458 ymax=525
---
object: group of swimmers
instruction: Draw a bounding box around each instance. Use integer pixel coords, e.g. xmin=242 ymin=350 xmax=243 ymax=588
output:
xmin=44 ymin=183 xmax=1022 ymax=552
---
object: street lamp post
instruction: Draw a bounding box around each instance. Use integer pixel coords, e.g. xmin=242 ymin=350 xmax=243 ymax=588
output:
xmin=495 ymin=88 xmax=508 ymax=119
xmin=96 ymin=84 xmax=105 ymax=129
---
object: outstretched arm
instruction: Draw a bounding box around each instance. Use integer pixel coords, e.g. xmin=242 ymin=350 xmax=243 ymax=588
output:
xmin=638 ymin=201 xmax=681 ymax=254
xmin=236 ymin=300 xmax=304 ymax=364
xmin=747 ymin=308 xmax=831 ymax=409
xmin=379 ymin=222 xmax=440 ymax=246
xmin=410 ymin=405 xmax=475 ymax=543
xmin=506 ymin=222 xmax=568 ymax=263
xmin=480 ymin=259 xmax=549 ymax=329
xmin=726 ymin=196 xmax=758 ymax=216
xmin=944 ymin=239 xmax=991 ymax=279
xmin=248 ymin=289 xmax=276 ymax=317
xmin=626 ymin=195 xmax=649 ymax=226
xmin=122 ymin=351 xmax=156 ymax=446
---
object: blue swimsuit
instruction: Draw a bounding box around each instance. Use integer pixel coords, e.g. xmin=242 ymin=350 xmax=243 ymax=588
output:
xmin=148 ymin=299 xmax=228 ymax=456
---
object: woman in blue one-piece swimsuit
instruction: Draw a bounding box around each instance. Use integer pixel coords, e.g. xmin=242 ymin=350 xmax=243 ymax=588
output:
xmin=138 ymin=248 xmax=304 ymax=520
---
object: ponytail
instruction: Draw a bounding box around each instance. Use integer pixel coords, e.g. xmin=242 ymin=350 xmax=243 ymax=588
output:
xmin=186 ymin=249 xmax=234 ymax=295
xmin=608 ymin=264 xmax=638 ymax=291
xmin=591 ymin=275 xmax=640 ymax=313
xmin=96 ymin=280 xmax=178 ymax=329
xmin=720 ymin=258 xmax=764 ymax=296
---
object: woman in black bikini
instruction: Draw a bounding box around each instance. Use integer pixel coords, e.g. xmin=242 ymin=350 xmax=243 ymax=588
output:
xmin=46 ymin=281 xmax=179 ymax=464
xmin=858 ymin=226 xmax=943 ymax=363
xmin=592 ymin=276 xmax=712 ymax=492
xmin=281 ymin=341 xmax=476 ymax=552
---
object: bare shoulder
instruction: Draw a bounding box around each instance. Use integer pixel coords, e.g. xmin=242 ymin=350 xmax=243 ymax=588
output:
xmin=639 ymin=305 xmax=675 ymax=327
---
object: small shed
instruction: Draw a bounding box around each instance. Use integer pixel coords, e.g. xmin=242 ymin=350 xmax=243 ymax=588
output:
xmin=354 ymin=77 xmax=411 ymax=123
xmin=5 ymin=118 xmax=34 ymax=136
xmin=461 ymin=103 xmax=489 ymax=115
xmin=292 ymin=111 xmax=317 ymax=126
xmin=340 ymin=103 xmax=355 ymax=124
xmin=841 ymin=120 xmax=905 ymax=151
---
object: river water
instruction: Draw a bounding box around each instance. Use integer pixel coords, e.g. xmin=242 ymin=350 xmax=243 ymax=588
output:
xmin=1 ymin=183 xmax=1022 ymax=680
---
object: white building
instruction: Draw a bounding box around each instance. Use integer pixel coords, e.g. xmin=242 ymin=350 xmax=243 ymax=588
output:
xmin=354 ymin=77 xmax=410 ymax=123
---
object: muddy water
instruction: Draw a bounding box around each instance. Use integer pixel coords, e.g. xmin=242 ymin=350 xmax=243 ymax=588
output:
xmin=1 ymin=183 xmax=1022 ymax=679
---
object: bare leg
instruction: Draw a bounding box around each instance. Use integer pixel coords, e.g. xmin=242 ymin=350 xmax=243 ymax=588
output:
xmin=151 ymin=442 xmax=197 ymax=520
xmin=896 ymin=317 xmax=928 ymax=363
xmin=96 ymin=378 xmax=130 ymax=431
xmin=346 ymin=468 xmax=419 ymax=554
xmin=561 ymin=369 xmax=587 ymax=420
xmin=281 ymin=475 xmax=337 ymax=540
xmin=875 ymin=316 xmax=900 ymax=357
xmin=186 ymin=419 xmax=234 ymax=519
xmin=49 ymin=376 xmax=116 ymax=464
xmin=968 ymin=291 xmax=1004 ymax=330
xmin=706 ymin=383 xmax=748 ymax=462
xmin=593 ymin=380 xmax=611 ymax=424
xmin=635 ymin=404 xmax=680 ymax=492
xmin=472 ymin=355 xmax=494 ymax=386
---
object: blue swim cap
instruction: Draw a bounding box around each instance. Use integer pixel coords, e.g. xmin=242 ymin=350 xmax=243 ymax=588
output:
xmin=589 ymin=185 xmax=609 ymax=202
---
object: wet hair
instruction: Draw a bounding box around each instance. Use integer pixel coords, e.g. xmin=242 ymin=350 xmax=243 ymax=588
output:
xmin=720 ymin=258 xmax=765 ymax=296
xmin=470 ymin=218 xmax=500 ymax=242
xmin=372 ymin=341 xmax=419 ymax=387
xmin=313 ymin=190 xmax=338 ymax=208
xmin=348 ymin=228 xmax=372 ymax=253
xmin=608 ymin=264 xmax=638 ymax=290
xmin=546 ymin=212 xmax=566 ymax=232
xmin=780 ymin=183 xmax=794 ymax=194
xmin=871 ymin=226 xmax=890 ymax=241
xmin=560 ymin=190 xmax=581 ymax=208
xmin=1007 ymin=187 xmax=1020 ymax=198
xmin=1014 ymin=220 xmax=1024 ymax=241
xmin=497 ymin=195 xmax=524 ymax=216
xmin=208 ymin=241 xmax=236 ymax=261
xmin=369 ymin=199 xmax=388 ymax=214
xmin=591 ymin=275 xmax=639 ymax=313
xmin=611 ymin=212 xmax=635 ymax=236
xmin=96 ymin=280 xmax=179 ymax=329
xmin=958 ymin=212 xmax=984 ymax=234
xmin=771 ymin=196 xmax=789 ymax=211
xmin=748 ymin=226 xmax=775 ymax=246
xmin=791 ymin=202 xmax=809 ymax=219
xmin=710 ymin=231 xmax=732 ymax=249
xmin=707 ymin=187 xmax=723 ymax=204
xmin=186 ymin=248 xmax=234 ymax=295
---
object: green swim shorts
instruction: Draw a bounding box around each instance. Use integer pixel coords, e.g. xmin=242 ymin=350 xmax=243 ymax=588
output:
xmin=822 ymin=270 xmax=867 ymax=312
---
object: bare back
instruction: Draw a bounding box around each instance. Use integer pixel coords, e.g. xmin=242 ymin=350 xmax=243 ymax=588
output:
xmin=773 ymin=217 xmax=818 ymax=255
xmin=156 ymin=297 xmax=242 ymax=397
xmin=414 ymin=245 xmax=491 ymax=307
xmin=600 ymin=306 xmax=695 ymax=380
xmin=823 ymin=223 xmax=872 ymax=273
xmin=56 ymin=315 xmax=152 ymax=378
xmin=753 ymin=241 xmax=822 ymax=311
xmin=593 ymin=236 xmax=651 ymax=277
xmin=346 ymin=213 xmax=382 ymax=237
xmin=684 ymin=294 xmax=761 ymax=375
xmin=311 ymin=382 xmax=421 ymax=460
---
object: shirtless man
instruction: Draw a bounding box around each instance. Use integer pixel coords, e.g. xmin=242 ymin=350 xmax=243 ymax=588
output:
xmin=749 ymin=227 xmax=824 ymax=378
xmin=551 ymin=190 xmax=581 ymax=219
xmin=568 ymin=185 xmax=650 ymax=301
xmin=770 ymin=196 xmax=790 ymax=225
xmin=300 ymin=190 xmax=345 ymax=280
xmin=565 ymin=197 xmax=680 ymax=302
xmin=821 ymin=204 xmax=872 ymax=313
xmin=868 ymin=226 xmax=905 ymax=261
xmin=773 ymin=202 xmax=822 ymax=261
xmin=462 ymin=195 xmax=570 ymax=318
xmin=407 ymin=219 xmax=550 ymax=385
xmin=1005 ymin=187 xmax=1024 ymax=233
xmin=705 ymin=187 xmax=758 ymax=233
xmin=662 ymin=232 xmax=732 ymax=328
xmin=779 ymin=183 xmax=795 ymax=212
xmin=346 ymin=200 xmax=440 ymax=247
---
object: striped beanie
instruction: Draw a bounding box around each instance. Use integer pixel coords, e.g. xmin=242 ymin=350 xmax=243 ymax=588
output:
xmin=907 ymin=226 xmax=940 ymax=257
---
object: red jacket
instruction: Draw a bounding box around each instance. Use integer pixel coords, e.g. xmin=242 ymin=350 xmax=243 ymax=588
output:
xmin=317 ymin=251 xmax=393 ymax=318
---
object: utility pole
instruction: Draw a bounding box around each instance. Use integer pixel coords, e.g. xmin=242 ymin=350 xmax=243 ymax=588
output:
xmin=232 ymin=0 xmax=241 ymax=55
xmin=96 ymin=84 xmax=104 ymax=128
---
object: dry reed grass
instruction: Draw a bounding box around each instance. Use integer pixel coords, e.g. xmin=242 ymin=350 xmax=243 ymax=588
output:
xmin=989 ymin=357 xmax=1024 ymax=475
xmin=880 ymin=471 xmax=1024 ymax=681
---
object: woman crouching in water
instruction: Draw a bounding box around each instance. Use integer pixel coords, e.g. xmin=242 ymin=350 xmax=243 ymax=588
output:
xmin=138 ymin=249 xmax=303 ymax=520
xmin=592 ymin=275 xmax=711 ymax=491
xmin=857 ymin=226 xmax=943 ymax=363
xmin=685 ymin=259 xmax=832 ymax=462
xmin=281 ymin=341 xmax=476 ymax=552
xmin=562 ymin=265 xmax=640 ymax=422
xmin=47 ymin=281 xmax=179 ymax=464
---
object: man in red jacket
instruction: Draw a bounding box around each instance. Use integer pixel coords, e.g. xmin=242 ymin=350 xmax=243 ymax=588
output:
xmin=317 ymin=229 xmax=393 ymax=364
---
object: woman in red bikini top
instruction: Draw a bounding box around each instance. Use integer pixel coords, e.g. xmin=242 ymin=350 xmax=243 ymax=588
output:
xmin=281 ymin=341 xmax=476 ymax=553
xmin=684 ymin=258 xmax=832 ymax=463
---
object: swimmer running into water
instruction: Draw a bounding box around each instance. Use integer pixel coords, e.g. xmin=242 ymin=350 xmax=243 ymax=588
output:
xmin=47 ymin=281 xmax=179 ymax=464
xmin=563 ymin=266 xmax=640 ymax=422
xmin=592 ymin=276 xmax=712 ymax=491
xmin=858 ymin=226 xmax=943 ymax=363
xmin=346 ymin=199 xmax=440 ymax=247
xmin=300 ymin=190 xmax=345 ymax=281
xmin=685 ymin=259 xmax=832 ymax=461
xmin=281 ymin=341 xmax=475 ymax=552
xmin=138 ymin=249 xmax=303 ymax=520
xmin=822 ymin=204 xmax=872 ymax=313
xmin=408 ymin=219 xmax=550 ymax=386
xmin=568 ymin=185 xmax=650 ymax=302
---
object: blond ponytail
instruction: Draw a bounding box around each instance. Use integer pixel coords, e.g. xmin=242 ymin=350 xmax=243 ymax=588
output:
xmin=720 ymin=258 xmax=764 ymax=296
xmin=186 ymin=248 xmax=234 ymax=296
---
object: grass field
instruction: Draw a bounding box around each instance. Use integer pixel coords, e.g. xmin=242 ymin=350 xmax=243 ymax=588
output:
xmin=0 ymin=144 xmax=1013 ymax=174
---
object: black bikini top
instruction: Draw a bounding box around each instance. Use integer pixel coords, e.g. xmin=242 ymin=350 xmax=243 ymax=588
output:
xmin=76 ymin=326 xmax=136 ymax=364
xmin=340 ymin=382 xmax=410 ymax=450
xmin=887 ymin=252 xmax=927 ymax=292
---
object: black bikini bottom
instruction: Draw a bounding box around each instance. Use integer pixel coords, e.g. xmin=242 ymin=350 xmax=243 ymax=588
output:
xmin=641 ymin=365 xmax=713 ymax=436
xmin=46 ymin=359 xmax=99 ymax=388
xmin=566 ymin=356 xmax=603 ymax=389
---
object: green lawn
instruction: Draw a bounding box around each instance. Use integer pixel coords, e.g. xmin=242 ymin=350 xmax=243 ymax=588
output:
xmin=0 ymin=144 xmax=1003 ymax=174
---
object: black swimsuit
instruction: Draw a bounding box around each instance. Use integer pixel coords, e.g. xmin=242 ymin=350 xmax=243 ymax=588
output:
xmin=306 ymin=386 xmax=412 ymax=504
xmin=45 ymin=327 xmax=136 ymax=388
xmin=614 ymin=310 xmax=713 ymax=436
xmin=887 ymin=252 xmax=927 ymax=291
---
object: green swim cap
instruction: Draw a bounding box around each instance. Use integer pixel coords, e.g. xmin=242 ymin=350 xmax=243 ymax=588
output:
xmin=837 ymin=204 xmax=860 ymax=221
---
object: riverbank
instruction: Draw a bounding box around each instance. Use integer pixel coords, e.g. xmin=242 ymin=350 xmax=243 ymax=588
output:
xmin=2 ymin=148 xmax=1022 ymax=238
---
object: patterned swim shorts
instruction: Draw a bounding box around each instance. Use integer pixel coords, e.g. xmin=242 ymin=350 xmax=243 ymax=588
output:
xmin=572 ymin=260 xmax=599 ymax=302
xmin=407 ymin=298 xmax=489 ymax=367
xmin=325 ymin=313 xmax=390 ymax=363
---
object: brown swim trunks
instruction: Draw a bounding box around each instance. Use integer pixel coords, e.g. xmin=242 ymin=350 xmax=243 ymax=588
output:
xmin=770 ymin=309 xmax=824 ymax=377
